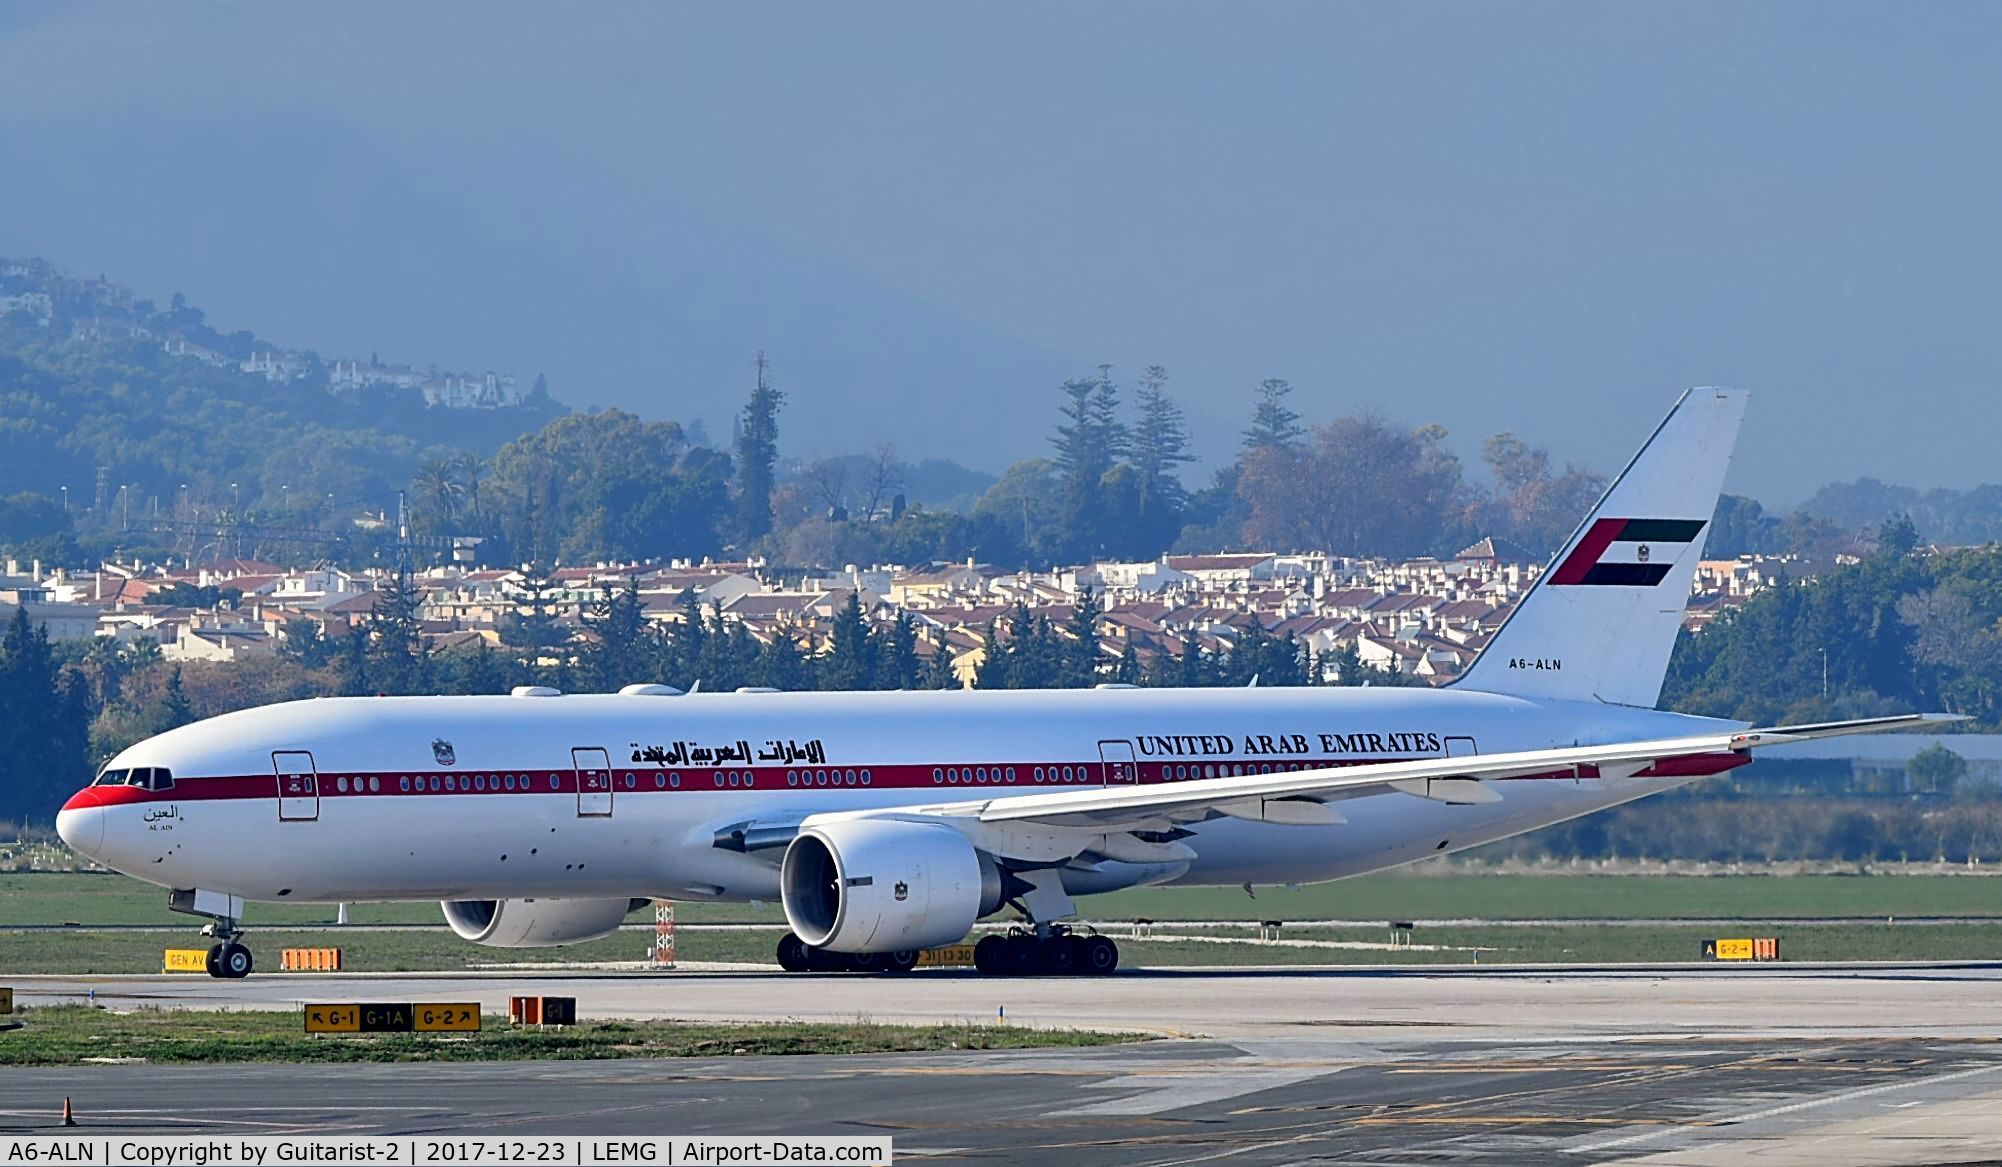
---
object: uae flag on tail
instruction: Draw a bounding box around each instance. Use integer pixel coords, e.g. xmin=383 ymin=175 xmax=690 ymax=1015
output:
xmin=1548 ymin=518 xmax=1707 ymax=587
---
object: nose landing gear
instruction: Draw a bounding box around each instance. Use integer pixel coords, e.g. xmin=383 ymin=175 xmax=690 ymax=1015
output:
xmin=203 ymin=938 xmax=255 ymax=979
xmin=169 ymin=889 xmax=257 ymax=978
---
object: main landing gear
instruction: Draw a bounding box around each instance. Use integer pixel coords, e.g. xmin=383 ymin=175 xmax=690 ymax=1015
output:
xmin=775 ymin=933 xmax=919 ymax=975
xmin=773 ymin=926 xmax=1119 ymax=977
xmin=972 ymin=926 xmax=1118 ymax=977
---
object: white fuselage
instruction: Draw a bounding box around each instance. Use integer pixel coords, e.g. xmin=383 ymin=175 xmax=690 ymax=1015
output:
xmin=58 ymin=685 xmax=1744 ymax=908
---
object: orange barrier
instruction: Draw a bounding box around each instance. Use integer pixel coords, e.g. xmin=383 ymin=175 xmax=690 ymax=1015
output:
xmin=280 ymin=947 xmax=344 ymax=972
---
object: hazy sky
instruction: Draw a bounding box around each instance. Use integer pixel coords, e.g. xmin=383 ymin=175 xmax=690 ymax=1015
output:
xmin=2 ymin=3 xmax=1996 ymax=503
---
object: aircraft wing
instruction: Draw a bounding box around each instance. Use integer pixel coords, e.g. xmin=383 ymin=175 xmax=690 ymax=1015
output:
xmin=820 ymin=713 xmax=1955 ymax=832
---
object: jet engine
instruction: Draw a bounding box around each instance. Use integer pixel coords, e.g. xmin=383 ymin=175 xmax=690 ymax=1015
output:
xmin=780 ymin=819 xmax=1001 ymax=953
xmin=440 ymin=897 xmax=648 ymax=947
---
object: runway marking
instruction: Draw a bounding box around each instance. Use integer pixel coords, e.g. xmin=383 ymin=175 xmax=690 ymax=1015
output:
xmin=1565 ymin=1060 xmax=2002 ymax=1154
xmin=1386 ymin=1064 xmax=1689 ymax=1073
xmin=1351 ymin=1115 xmax=1665 ymax=1126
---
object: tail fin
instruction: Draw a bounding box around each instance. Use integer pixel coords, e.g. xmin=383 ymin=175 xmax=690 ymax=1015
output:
xmin=1454 ymin=387 xmax=1749 ymax=708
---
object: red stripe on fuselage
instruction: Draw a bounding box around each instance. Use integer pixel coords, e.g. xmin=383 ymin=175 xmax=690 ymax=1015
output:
xmin=61 ymin=751 xmax=1750 ymax=811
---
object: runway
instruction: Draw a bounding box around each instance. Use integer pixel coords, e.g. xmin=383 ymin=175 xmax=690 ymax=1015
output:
xmin=9 ymin=964 xmax=2002 ymax=1164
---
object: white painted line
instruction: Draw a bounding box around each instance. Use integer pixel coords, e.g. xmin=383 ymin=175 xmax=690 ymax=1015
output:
xmin=1565 ymin=1061 xmax=2002 ymax=1155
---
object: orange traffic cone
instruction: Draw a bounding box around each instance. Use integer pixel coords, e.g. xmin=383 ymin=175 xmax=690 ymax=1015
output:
xmin=62 ymin=1097 xmax=76 ymax=1127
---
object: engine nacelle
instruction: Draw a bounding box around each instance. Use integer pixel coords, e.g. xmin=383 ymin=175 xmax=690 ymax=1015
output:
xmin=440 ymin=897 xmax=648 ymax=947
xmin=781 ymin=819 xmax=999 ymax=953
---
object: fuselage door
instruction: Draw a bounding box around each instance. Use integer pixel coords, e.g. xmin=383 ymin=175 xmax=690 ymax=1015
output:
xmin=1098 ymin=739 xmax=1140 ymax=785
xmin=274 ymin=751 xmax=319 ymax=822
xmin=1445 ymin=736 xmax=1478 ymax=759
xmin=574 ymin=747 xmax=613 ymax=817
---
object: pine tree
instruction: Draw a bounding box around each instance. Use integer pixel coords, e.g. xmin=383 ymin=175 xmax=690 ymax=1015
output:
xmin=336 ymin=624 xmax=372 ymax=696
xmin=735 ymin=353 xmax=784 ymax=544
xmin=369 ymin=573 xmax=427 ymax=695
xmin=753 ymin=626 xmax=811 ymax=691
xmin=448 ymin=639 xmax=514 ymax=695
xmin=159 ymin=666 xmax=197 ymax=731
xmin=584 ymin=579 xmax=654 ymax=692
xmin=1050 ymin=371 xmax=1129 ymax=560
xmin=1113 ymin=639 xmax=1141 ymax=685
xmin=975 ymin=618 xmax=1010 ymax=689
xmin=1244 ymin=378 xmax=1305 ymax=451
xmin=1176 ymin=635 xmax=1209 ymax=688
xmin=875 ymin=608 xmax=921 ymax=690
xmin=508 ymin=565 xmax=563 ymax=682
xmin=821 ymin=591 xmax=878 ymax=691
xmin=658 ymin=587 xmax=707 ymax=686
xmin=925 ymin=642 xmax=961 ymax=689
xmin=1062 ymin=587 xmax=1106 ymax=687
xmin=1130 ymin=366 xmax=1195 ymax=539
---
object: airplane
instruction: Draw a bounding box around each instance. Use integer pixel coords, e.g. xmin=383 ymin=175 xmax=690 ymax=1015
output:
xmin=56 ymin=388 xmax=1945 ymax=978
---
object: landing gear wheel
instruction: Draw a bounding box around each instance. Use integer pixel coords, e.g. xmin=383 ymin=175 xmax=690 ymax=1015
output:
xmin=1082 ymin=935 xmax=1119 ymax=975
xmin=204 ymin=944 xmax=223 ymax=978
xmin=847 ymin=951 xmax=884 ymax=974
xmin=884 ymin=950 xmax=919 ymax=975
xmin=973 ymin=934 xmax=1006 ymax=975
xmin=776 ymin=933 xmax=810 ymax=973
xmin=1001 ymin=934 xmax=1041 ymax=976
xmin=216 ymin=942 xmax=253 ymax=979
xmin=1044 ymin=937 xmax=1078 ymax=975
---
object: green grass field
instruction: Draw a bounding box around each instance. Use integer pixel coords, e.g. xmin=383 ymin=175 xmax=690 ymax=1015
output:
xmin=3 ymin=871 xmax=1999 ymax=974
xmin=0 ymin=1006 xmax=1124 ymax=1065
xmin=4 ymin=920 xmax=1999 ymax=975
xmin=6 ymin=871 xmax=2001 ymax=929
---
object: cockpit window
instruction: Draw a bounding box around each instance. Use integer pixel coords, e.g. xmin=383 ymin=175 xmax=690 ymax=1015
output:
xmin=91 ymin=767 xmax=174 ymax=790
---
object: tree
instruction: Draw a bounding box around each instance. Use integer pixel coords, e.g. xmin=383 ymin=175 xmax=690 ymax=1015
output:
xmin=875 ymin=608 xmax=921 ymax=690
xmin=1060 ymin=588 xmax=1106 ymax=687
xmin=1878 ymin=514 xmax=1922 ymax=559
xmin=820 ymin=591 xmax=878 ymax=690
xmin=924 ymin=641 xmax=961 ymax=689
xmin=860 ymin=444 xmax=904 ymax=523
xmin=583 ymin=578 xmax=656 ymax=693
xmin=158 ymin=666 xmax=197 ymax=731
xmin=506 ymin=565 xmax=565 ymax=682
xmin=1240 ymin=416 xmax=1465 ymax=557
xmin=1048 ymin=371 xmax=1128 ymax=562
xmin=412 ymin=458 xmax=464 ymax=529
xmin=368 ymin=573 xmax=427 ymax=695
xmin=1243 ymin=378 xmax=1304 ymax=451
xmin=1482 ymin=432 xmax=1607 ymax=558
xmin=804 ymin=458 xmax=850 ymax=522
xmin=279 ymin=618 xmax=332 ymax=669
xmin=753 ymin=626 xmax=812 ymax=692
xmin=1128 ymin=367 xmax=1195 ymax=552
xmin=1908 ymin=743 xmax=1968 ymax=796
xmin=735 ymin=354 xmax=784 ymax=544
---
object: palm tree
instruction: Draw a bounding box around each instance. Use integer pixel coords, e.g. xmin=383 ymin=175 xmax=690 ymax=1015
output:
xmin=450 ymin=451 xmax=486 ymax=526
xmin=413 ymin=459 xmax=464 ymax=528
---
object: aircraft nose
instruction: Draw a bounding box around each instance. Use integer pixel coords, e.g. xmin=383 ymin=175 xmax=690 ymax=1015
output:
xmin=56 ymin=792 xmax=105 ymax=857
